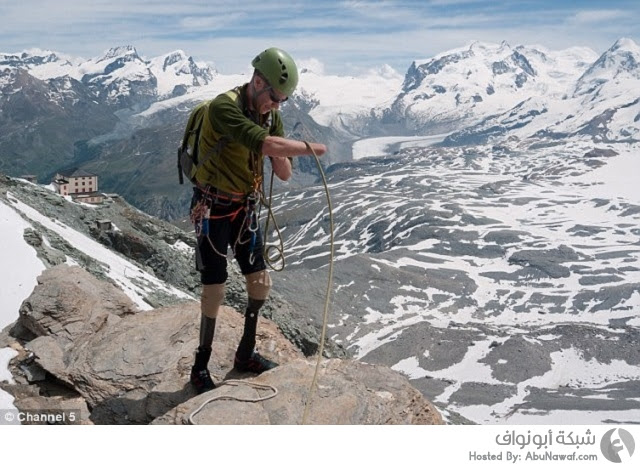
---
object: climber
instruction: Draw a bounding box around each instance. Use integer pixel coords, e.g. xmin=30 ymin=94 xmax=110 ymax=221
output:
xmin=188 ymin=47 xmax=327 ymax=394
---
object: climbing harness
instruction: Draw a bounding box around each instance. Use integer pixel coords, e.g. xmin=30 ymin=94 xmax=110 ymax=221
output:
xmin=190 ymin=185 xmax=262 ymax=260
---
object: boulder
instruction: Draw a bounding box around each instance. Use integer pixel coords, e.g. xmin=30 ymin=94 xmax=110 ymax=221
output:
xmin=16 ymin=264 xmax=137 ymax=344
xmin=19 ymin=266 xmax=302 ymax=424
xmin=153 ymin=358 xmax=443 ymax=425
xmin=17 ymin=265 xmax=442 ymax=425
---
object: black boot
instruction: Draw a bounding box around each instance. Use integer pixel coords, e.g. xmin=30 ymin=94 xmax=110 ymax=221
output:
xmin=234 ymin=351 xmax=279 ymax=374
xmin=190 ymin=346 xmax=216 ymax=394
xmin=234 ymin=298 xmax=278 ymax=373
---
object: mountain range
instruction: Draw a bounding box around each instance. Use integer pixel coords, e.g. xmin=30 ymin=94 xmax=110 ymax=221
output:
xmin=1 ymin=38 xmax=639 ymax=425
xmin=1 ymin=38 xmax=639 ymax=218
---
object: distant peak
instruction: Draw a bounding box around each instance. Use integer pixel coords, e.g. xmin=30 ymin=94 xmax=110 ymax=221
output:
xmin=163 ymin=50 xmax=188 ymax=67
xmin=21 ymin=48 xmax=57 ymax=58
xmin=98 ymin=46 xmax=139 ymax=62
xmin=467 ymin=40 xmax=480 ymax=52
xmin=165 ymin=50 xmax=187 ymax=59
xmin=611 ymin=37 xmax=640 ymax=52
xmin=466 ymin=40 xmax=511 ymax=54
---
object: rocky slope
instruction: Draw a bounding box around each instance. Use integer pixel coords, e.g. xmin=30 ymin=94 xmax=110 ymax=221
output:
xmin=269 ymin=136 xmax=640 ymax=424
xmin=0 ymin=173 xmax=446 ymax=424
xmin=1 ymin=265 xmax=442 ymax=425
xmin=0 ymin=174 xmax=343 ymax=355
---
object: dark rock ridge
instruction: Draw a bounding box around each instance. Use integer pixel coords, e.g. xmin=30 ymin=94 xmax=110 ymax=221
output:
xmin=0 ymin=174 xmax=341 ymax=356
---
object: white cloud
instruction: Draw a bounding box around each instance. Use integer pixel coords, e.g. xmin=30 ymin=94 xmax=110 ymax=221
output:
xmin=569 ymin=9 xmax=626 ymax=24
xmin=298 ymin=58 xmax=326 ymax=75
xmin=0 ymin=1 xmax=638 ymax=74
xmin=177 ymin=13 xmax=247 ymax=31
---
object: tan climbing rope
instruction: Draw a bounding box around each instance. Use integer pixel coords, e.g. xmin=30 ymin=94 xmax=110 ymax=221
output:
xmin=187 ymin=380 xmax=278 ymax=425
xmin=301 ymin=140 xmax=335 ymax=425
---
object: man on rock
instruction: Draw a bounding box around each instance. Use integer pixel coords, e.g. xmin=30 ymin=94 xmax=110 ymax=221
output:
xmin=189 ymin=47 xmax=327 ymax=393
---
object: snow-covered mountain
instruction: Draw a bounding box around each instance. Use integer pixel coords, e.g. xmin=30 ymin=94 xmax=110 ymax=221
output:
xmin=3 ymin=39 xmax=638 ymax=138
xmin=148 ymin=50 xmax=216 ymax=97
xmin=574 ymin=38 xmax=640 ymax=97
xmin=1 ymin=39 xmax=639 ymax=220
xmin=2 ymin=38 xmax=640 ymax=425
xmin=1 ymin=45 xmax=215 ymax=106
xmin=295 ymin=63 xmax=404 ymax=136
xmin=388 ymin=41 xmax=598 ymax=133
xmin=443 ymin=39 xmax=640 ymax=146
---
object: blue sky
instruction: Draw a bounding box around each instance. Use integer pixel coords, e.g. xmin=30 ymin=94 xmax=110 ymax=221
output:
xmin=2 ymin=0 xmax=639 ymax=75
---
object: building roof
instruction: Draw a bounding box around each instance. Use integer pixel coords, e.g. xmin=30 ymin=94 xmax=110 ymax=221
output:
xmin=57 ymin=168 xmax=97 ymax=178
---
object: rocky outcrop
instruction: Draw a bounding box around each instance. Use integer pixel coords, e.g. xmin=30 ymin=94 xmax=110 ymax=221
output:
xmin=7 ymin=265 xmax=442 ymax=425
xmin=154 ymin=359 xmax=442 ymax=425
xmin=16 ymin=265 xmax=137 ymax=342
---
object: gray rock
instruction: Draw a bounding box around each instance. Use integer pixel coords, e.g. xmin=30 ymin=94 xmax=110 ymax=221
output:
xmin=584 ymin=148 xmax=618 ymax=158
xmin=567 ymin=224 xmax=608 ymax=237
xmin=480 ymin=336 xmax=552 ymax=383
xmin=153 ymin=359 xmax=443 ymax=425
xmin=622 ymin=205 xmax=640 ymax=217
xmin=449 ymin=382 xmax=518 ymax=406
xmin=16 ymin=265 xmax=137 ymax=343
xmin=27 ymin=298 xmax=302 ymax=424
xmin=361 ymin=321 xmax=485 ymax=372
xmin=573 ymin=283 xmax=640 ymax=312
xmin=19 ymin=361 xmax=47 ymax=382
xmin=522 ymin=293 xmax=569 ymax=313
xmin=23 ymin=228 xmax=66 ymax=267
xmin=578 ymin=275 xmax=624 ymax=286
xmin=484 ymin=230 xmax=528 ymax=244
xmin=551 ymin=324 xmax=640 ymax=366
xmin=508 ymin=245 xmax=584 ymax=279
xmin=517 ymin=385 xmax=640 ymax=412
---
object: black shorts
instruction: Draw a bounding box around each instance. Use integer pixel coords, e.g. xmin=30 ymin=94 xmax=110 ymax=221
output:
xmin=191 ymin=189 xmax=266 ymax=285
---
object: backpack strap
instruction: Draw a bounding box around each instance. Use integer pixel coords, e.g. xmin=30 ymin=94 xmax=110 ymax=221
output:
xmin=194 ymin=88 xmax=243 ymax=173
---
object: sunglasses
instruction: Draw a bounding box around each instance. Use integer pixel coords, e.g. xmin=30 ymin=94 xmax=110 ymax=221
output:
xmin=257 ymin=72 xmax=288 ymax=103
xmin=267 ymin=87 xmax=288 ymax=104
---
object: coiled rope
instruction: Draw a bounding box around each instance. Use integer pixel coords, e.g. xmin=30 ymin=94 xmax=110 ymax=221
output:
xmin=260 ymin=170 xmax=287 ymax=271
xmin=187 ymin=380 xmax=278 ymax=425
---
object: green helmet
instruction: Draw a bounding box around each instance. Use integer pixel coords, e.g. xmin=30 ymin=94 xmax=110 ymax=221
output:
xmin=252 ymin=47 xmax=299 ymax=97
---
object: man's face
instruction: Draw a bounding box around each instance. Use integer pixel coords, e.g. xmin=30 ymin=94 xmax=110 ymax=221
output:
xmin=255 ymin=74 xmax=287 ymax=115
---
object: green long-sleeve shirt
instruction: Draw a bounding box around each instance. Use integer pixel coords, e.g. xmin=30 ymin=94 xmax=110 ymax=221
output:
xmin=194 ymin=84 xmax=284 ymax=194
